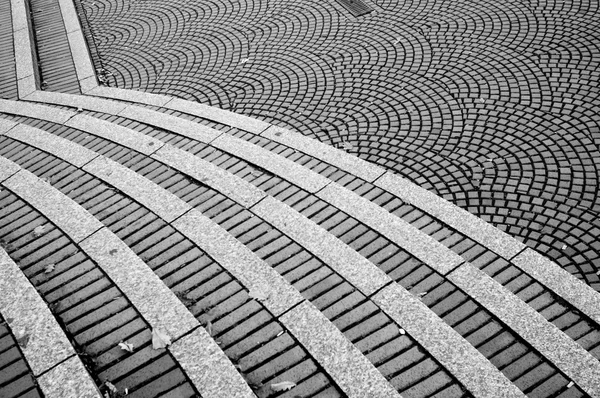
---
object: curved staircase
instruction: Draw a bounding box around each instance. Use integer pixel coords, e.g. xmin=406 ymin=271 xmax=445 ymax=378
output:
xmin=1 ymin=0 xmax=599 ymax=397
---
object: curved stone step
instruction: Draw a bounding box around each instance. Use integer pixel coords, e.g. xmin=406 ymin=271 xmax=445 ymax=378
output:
xmin=0 ymin=120 xmax=525 ymax=397
xmin=3 ymin=96 xmax=600 ymax=340
xmin=4 ymin=115 xmax=593 ymax=397
xmin=0 ymin=135 xmax=407 ymax=398
xmin=0 ymin=247 xmax=101 ymax=398
xmin=5 ymin=0 xmax=600 ymax=394
xmin=0 ymin=156 xmax=255 ymax=398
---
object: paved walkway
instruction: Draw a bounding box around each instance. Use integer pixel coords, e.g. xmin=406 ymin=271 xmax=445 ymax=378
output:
xmin=0 ymin=0 xmax=599 ymax=397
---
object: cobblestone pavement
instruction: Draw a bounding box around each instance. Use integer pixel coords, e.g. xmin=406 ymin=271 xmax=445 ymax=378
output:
xmin=73 ymin=0 xmax=600 ymax=290
xmin=1 ymin=0 xmax=600 ymax=397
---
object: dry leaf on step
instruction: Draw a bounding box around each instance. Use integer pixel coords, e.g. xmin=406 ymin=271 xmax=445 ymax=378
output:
xmin=118 ymin=341 xmax=134 ymax=352
xmin=271 ymin=381 xmax=296 ymax=392
xmin=152 ymin=328 xmax=171 ymax=349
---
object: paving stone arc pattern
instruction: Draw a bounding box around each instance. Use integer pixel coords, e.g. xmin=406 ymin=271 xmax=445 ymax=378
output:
xmin=75 ymin=0 xmax=600 ymax=289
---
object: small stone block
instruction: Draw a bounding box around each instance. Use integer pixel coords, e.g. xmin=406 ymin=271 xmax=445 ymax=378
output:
xmin=213 ymin=134 xmax=331 ymax=193
xmin=67 ymin=31 xmax=96 ymax=80
xmin=13 ymin=29 xmax=35 ymax=80
xmin=6 ymin=124 xmax=97 ymax=168
xmin=90 ymin=86 xmax=173 ymax=106
xmin=262 ymin=125 xmax=385 ymax=182
xmin=173 ymin=209 xmax=303 ymax=316
xmin=0 ymin=156 xmax=21 ymax=182
xmin=512 ymin=248 xmax=600 ymax=324
xmin=448 ymin=264 xmax=600 ymax=397
xmin=0 ymin=118 xmax=17 ymax=135
xmin=27 ymin=91 xmax=125 ymax=115
xmin=79 ymin=227 xmax=199 ymax=339
xmin=373 ymin=283 xmax=524 ymax=398
xmin=166 ymin=97 xmax=270 ymax=134
xmin=170 ymin=327 xmax=255 ymax=398
xmin=57 ymin=0 xmax=81 ymax=33
xmin=11 ymin=0 xmax=29 ymax=32
xmin=84 ymin=156 xmax=191 ymax=223
xmin=0 ymin=248 xmax=75 ymax=376
xmin=153 ymin=145 xmax=265 ymax=208
xmin=281 ymin=301 xmax=401 ymax=398
xmin=79 ymin=76 xmax=99 ymax=93
xmin=252 ymin=196 xmax=390 ymax=295
xmin=18 ymin=76 xmax=37 ymax=99
xmin=376 ymin=172 xmax=526 ymax=259
xmin=37 ymin=356 xmax=101 ymax=398
xmin=0 ymin=98 xmax=76 ymax=125
xmin=3 ymin=166 xmax=103 ymax=242
xmin=66 ymin=114 xmax=162 ymax=155
xmin=318 ymin=183 xmax=464 ymax=275
xmin=119 ymin=105 xmax=221 ymax=143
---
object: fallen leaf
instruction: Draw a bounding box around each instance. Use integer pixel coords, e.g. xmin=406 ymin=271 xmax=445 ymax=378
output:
xmin=271 ymin=381 xmax=296 ymax=392
xmin=248 ymin=288 xmax=269 ymax=301
xmin=152 ymin=328 xmax=171 ymax=349
xmin=16 ymin=332 xmax=30 ymax=348
xmin=205 ymin=320 xmax=213 ymax=336
xmin=118 ymin=341 xmax=134 ymax=352
xmin=33 ymin=225 xmax=46 ymax=237
xmin=341 ymin=141 xmax=354 ymax=150
xmin=105 ymin=381 xmax=118 ymax=393
xmin=44 ymin=264 xmax=55 ymax=273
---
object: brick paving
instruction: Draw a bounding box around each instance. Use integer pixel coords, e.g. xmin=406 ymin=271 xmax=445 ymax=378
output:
xmin=1 ymin=0 xmax=600 ymax=397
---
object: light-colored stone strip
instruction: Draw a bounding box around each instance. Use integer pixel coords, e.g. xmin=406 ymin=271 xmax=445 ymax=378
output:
xmin=318 ymin=183 xmax=464 ymax=275
xmin=252 ymin=196 xmax=390 ymax=295
xmin=0 ymin=118 xmax=17 ymax=134
xmin=213 ymin=134 xmax=331 ymax=194
xmin=10 ymin=0 xmax=29 ymax=32
xmin=66 ymin=31 xmax=96 ymax=82
xmin=88 ymin=86 xmax=173 ymax=106
xmin=0 ymin=98 xmax=75 ymax=125
xmin=83 ymin=156 xmax=190 ymax=223
xmin=79 ymin=228 xmax=198 ymax=339
xmin=13 ymin=28 xmax=34 ymax=81
xmin=170 ymin=328 xmax=257 ymax=398
xmin=37 ymin=356 xmax=102 ymax=398
xmin=0 ymin=248 xmax=75 ymax=376
xmin=25 ymin=91 xmax=127 ymax=115
xmin=262 ymin=125 xmax=385 ymax=182
xmin=376 ymin=172 xmax=525 ymax=259
xmin=152 ymin=144 xmax=265 ymax=208
xmin=57 ymin=0 xmax=80 ymax=33
xmin=512 ymin=249 xmax=600 ymax=325
xmin=5 ymin=123 xmax=98 ymax=167
xmin=11 ymin=0 xmax=38 ymax=98
xmin=165 ymin=97 xmax=270 ymax=134
xmin=118 ymin=104 xmax=222 ymax=143
xmin=373 ymin=284 xmax=525 ymax=398
xmin=66 ymin=113 xmax=164 ymax=155
xmin=0 ymin=159 xmax=197 ymax=339
xmin=173 ymin=209 xmax=304 ymax=316
xmin=0 ymin=150 xmax=255 ymax=398
xmin=0 ymin=155 xmax=20 ymax=182
xmin=448 ymin=264 xmax=600 ymax=397
xmin=2 ymin=159 xmax=103 ymax=242
xmin=173 ymin=209 xmax=401 ymax=397
xmin=251 ymin=196 xmax=523 ymax=397
xmin=281 ymin=301 xmax=402 ymax=398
